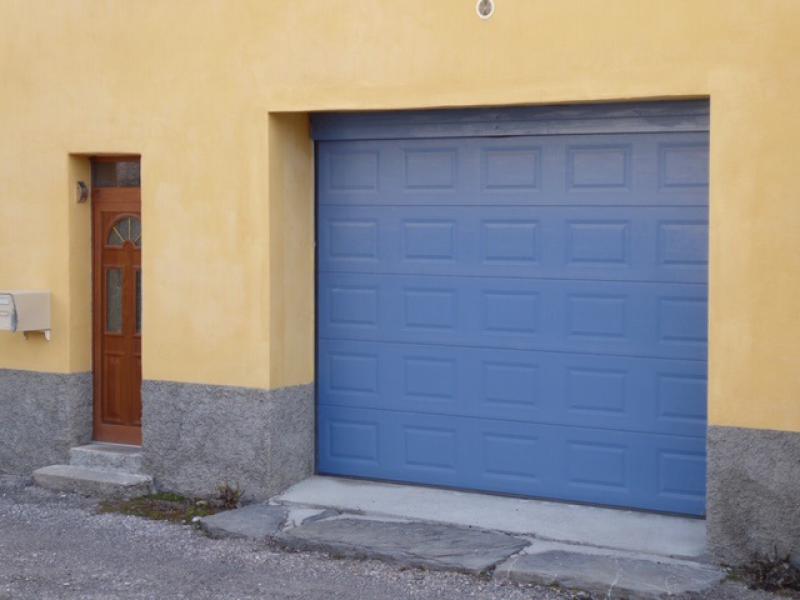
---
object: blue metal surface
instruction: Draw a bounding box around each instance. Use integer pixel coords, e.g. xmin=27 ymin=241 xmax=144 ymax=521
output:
xmin=316 ymin=113 xmax=709 ymax=516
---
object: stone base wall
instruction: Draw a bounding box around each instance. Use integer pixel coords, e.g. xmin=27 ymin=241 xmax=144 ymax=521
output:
xmin=142 ymin=380 xmax=314 ymax=501
xmin=707 ymin=425 xmax=800 ymax=566
xmin=0 ymin=369 xmax=92 ymax=474
xmin=9 ymin=370 xmax=800 ymax=567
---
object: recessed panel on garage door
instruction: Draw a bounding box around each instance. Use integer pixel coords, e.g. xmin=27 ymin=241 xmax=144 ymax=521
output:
xmin=314 ymin=102 xmax=709 ymax=516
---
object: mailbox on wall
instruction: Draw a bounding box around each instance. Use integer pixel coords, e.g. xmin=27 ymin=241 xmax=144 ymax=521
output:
xmin=0 ymin=291 xmax=51 ymax=341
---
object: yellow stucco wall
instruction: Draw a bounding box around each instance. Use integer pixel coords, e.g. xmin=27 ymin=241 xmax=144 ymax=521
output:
xmin=0 ymin=0 xmax=798 ymax=431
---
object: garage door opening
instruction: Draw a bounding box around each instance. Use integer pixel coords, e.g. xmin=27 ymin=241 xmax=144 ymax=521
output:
xmin=312 ymin=101 xmax=709 ymax=516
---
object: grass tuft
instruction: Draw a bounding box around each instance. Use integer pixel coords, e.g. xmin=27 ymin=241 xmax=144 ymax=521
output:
xmin=99 ymin=494 xmax=219 ymax=524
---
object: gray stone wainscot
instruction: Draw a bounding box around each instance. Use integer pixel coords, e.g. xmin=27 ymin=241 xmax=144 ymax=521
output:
xmin=142 ymin=380 xmax=314 ymax=501
xmin=0 ymin=369 xmax=92 ymax=474
xmin=707 ymin=425 xmax=800 ymax=566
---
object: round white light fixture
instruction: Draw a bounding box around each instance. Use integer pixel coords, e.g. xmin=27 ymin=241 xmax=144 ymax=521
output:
xmin=476 ymin=0 xmax=495 ymax=19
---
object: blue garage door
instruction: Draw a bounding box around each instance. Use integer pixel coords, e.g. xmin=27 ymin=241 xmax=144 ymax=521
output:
xmin=314 ymin=102 xmax=709 ymax=516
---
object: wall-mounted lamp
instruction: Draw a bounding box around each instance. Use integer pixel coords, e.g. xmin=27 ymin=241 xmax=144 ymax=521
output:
xmin=76 ymin=181 xmax=89 ymax=203
xmin=476 ymin=0 xmax=495 ymax=19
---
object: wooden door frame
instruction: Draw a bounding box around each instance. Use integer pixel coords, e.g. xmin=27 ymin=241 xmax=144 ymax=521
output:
xmin=91 ymin=158 xmax=142 ymax=446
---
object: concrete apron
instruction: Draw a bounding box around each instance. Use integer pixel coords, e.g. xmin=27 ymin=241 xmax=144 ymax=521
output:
xmin=197 ymin=476 xmax=726 ymax=599
xmin=274 ymin=476 xmax=707 ymax=559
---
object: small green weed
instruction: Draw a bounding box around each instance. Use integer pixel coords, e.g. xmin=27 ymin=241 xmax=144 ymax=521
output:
xmin=216 ymin=482 xmax=244 ymax=510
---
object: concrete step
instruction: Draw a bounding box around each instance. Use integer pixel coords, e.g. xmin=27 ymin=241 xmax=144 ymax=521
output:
xmin=69 ymin=443 xmax=143 ymax=474
xmin=32 ymin=465 xmax=153 ymax=499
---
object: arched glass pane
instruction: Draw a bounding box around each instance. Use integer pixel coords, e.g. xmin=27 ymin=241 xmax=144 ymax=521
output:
xmin=131 ymin=217 xmax=141 ymax=247
xmin=107 ymin=227 xmax=125 ymax=247
xmin=107 ymin=217 xmax=142 ymax=248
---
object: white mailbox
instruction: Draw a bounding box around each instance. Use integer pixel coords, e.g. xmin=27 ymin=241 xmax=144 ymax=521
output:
xmin=0 ymin=291 xmax=51 ymax=340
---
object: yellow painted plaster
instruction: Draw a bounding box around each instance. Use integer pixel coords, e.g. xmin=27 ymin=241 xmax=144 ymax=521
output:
xmin=267 ymin=114 xmax=315 ymax=389
xmin=0 ymin=1 xmax=798 ymax=430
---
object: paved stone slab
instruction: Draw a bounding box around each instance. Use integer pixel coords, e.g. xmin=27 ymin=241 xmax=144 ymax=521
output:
xmin=273 ymin=517 xmax=529 ymax=574
xmin=301 ymin=508 xmax=340 ymax=525
xmin=32 ymin=465 xmax=153 ymax=499
xmin=199 ymin=504 xmax=288 ymax=540
xmin=495 ymin=550 xmax=726 ymax=599
xmin=276 ymin=476 xmax=707 ymax=558
xmin=284 ymin=506 xmax=340 ymax=528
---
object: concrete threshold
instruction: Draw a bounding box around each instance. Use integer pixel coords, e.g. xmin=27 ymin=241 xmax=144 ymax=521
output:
xmin=274 ymin=476 xmax=707 ymax=560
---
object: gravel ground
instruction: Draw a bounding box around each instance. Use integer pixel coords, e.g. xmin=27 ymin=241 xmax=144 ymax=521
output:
xmin=0 ymin=477 xmax=783 ymax=600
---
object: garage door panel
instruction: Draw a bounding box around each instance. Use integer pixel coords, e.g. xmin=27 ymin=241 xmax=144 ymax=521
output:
xmin=319 ymin=272 xmax=707 ymax=359
xmin=318 ymin=339 xmax=707 ymax=438
xmin=318 ymin=133 xmax=709 ymax=208
xmin=318 ymin=404 xmax=706 ymax=515
xmin=319 ymin=205 xmax=708 ymax=283
xmin=318 ymin=406 xmax=385 ymax=473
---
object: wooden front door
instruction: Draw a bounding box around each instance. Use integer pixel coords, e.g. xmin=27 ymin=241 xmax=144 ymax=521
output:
xmin=92 ymin=158 xmax=142 ymax=445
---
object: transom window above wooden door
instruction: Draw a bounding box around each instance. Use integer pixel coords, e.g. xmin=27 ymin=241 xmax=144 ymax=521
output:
xmin=92 ymin=159 xmax=141 ymax=188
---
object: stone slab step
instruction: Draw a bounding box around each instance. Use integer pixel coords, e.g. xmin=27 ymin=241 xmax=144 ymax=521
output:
xmin=199 ymin=505 xmax=289 ymax=540
xmin=198 ymin=504 xmax=339 ymax=540
xmin=69 ymin=443 xmax=143 ymax=474
xmin=273 ymin=517 xmax=529 ymax=575
xmin=32 ymin=465 xmax=153 ymax=499
xmin=494 ymin=543 xmax=726 ymax=599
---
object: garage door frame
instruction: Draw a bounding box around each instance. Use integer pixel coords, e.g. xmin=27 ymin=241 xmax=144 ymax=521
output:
xmin=311 ymin=100 xmax=710 ymax=515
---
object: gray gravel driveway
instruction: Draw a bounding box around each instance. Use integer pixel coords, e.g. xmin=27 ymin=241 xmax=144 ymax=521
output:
xmin=0 ymin=478 xmax=779 ymax=600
